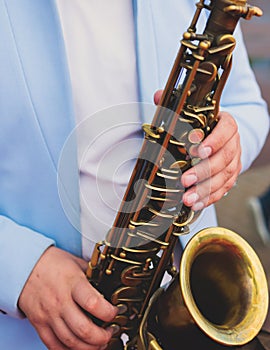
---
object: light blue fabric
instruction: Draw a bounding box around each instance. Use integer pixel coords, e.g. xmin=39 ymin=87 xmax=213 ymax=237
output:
xmin=0 ymin=0 xmax=81 ymax=316
xmin=0 ymin=0 xmax=269 ymax=349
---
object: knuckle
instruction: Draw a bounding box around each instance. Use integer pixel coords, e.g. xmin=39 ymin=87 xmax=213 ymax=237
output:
xmin=210 ymin=191 xmax=220 ymax=204
xmin=222 ymin=173 xmax=234 ymax=192
xmin=223 ymin=183 xmax=232 ymax=194
xmin=221 ymin=148 xmax=232 ymax=167
xmin=105 ymin=306 xmax=117 ymax=322
xmin=195 ymin=163 xmax=211 ymax=181
xmin=224 ymin=166 xmax=234 ymax=181
xmin=76 ymin=322 xmax=91 ymax=340
xmin=102 ymin=330 xmax=112 ymax=345
xmin=38 ymin=330 xmax=59 ymax=350
xmin=208 ymin=190 xmax=223 ymax=206
xmin=79 ymin=325 xmax=110 ymax=347
xmin=83 ymin=293 xmax=100 ymax=312
xmin=228 ymin=174 xmax=237 ymax=188
xmin=63 ymin=336 xmax=76 ymax=348
xmin=30 ymin=313 xmax=47 ymax=327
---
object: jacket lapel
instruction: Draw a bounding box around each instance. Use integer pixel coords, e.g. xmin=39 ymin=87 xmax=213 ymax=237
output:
xmin=1 ymin=0 xmax=81 ymax=254
xmin=3 ymin=0 xmax=75 ymax=169
xmin=132 ymin=0 xmax=160 ymax=123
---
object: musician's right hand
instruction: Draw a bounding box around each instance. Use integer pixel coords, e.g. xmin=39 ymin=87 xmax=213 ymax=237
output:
xmin=153 ymin=90 xmax=242 ymax=211
xmin=18 ymin=246 xmax=118 ymax=350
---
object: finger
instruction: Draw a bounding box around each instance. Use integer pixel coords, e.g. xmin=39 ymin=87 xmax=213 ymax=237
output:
xmin=153 ymin=89 xmax=163 ymax=105
xmin=51 ymin=315 xmax=109 ymax=350
xmin=197 ymin=112 xmax=238 ymax=159
xmin=71 ymin=278 xmax=117 ymax=323
xmin=37 ymin=325 xmax=70 ymax=350
xmin=182 ymin=137 xmax=241 ymax=188
xmin=192 ymin=181 xmax=233 ymax=211
xmin=183 ymin=158 xmax=240 ymax=209
xmin=51 ymin=316 xmax=89 ymax=349
xmin=61 ymin=302 xmax=113 ymax=346
xmin=187 ymin=158 xmax=239 ymax=208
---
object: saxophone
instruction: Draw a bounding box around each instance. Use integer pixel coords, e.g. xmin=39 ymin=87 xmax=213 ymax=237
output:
xmin=86 ymin=1 xmax=268 ymax=349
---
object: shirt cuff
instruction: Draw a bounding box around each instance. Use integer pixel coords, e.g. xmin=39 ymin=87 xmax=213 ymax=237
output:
xmin=0 ymin=215 xmax=55 ymax=318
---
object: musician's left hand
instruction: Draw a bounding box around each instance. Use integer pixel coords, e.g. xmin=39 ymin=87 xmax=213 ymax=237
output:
xmin=154 ymin=90 xmax=242 ymax=211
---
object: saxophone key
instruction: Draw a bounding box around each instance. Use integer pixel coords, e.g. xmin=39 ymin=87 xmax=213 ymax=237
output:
xmin=188 ymin=128 xmax=205 ymax=144
xmin=121 ymin=266 xmax=153 ymax=286
xmin=116 ymin=303 xmax=128 ymax=315
xmin=111 ymin=286 xmax=145 ymax=307
xmin=169 ymin=160 xmax=188 ymax=171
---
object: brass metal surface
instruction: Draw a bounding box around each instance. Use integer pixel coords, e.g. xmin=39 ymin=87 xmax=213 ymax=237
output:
xmin=155 ymin=228 xmax=268 ymax=348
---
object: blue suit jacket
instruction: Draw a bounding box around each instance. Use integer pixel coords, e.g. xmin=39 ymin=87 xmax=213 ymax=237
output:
xmin=0 ymin=1 xmax=269 ymax=349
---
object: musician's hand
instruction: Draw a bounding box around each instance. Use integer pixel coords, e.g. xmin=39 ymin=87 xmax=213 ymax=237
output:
xmin=181 ymin=111 xmax=242 ymax=210
xmin=18 ymin=246 xmax=118 ymax=350
xmin=153 ymin=90 xmax=242 ymax=211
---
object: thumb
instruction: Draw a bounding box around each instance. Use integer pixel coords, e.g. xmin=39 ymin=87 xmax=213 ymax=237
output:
xmin=72 ymin=279 xmax=118 ymax=323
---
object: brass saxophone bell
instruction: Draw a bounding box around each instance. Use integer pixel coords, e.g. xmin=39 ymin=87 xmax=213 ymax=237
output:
xmin=154 ymin=227 xmax=269 ymax=349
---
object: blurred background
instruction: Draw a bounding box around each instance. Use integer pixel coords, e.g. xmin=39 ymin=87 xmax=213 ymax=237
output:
xmin=216 ymin=0 xmax=270 ymax=284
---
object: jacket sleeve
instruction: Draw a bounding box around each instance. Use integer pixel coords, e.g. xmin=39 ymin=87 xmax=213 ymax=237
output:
xmin=220 ymin=25 xmax=270 ymax=172
xmin=0 ymin=215 xmax=55 ymax=318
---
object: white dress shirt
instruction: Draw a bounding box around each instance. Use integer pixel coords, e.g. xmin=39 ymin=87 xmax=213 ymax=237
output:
xmin=56 ymin=0 xmax=143 ymax=258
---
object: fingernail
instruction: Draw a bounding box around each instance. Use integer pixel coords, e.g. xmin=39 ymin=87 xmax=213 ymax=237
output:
xmin=192 ymin=201 xmax=204 ymax=211
xmin=189 ymin=144 xmax=199 ymax=157
xmin=199 ymin=146 xmax=212 ymax=159
xmin=117 ymin=304 xmax=128 ymax=315
xmin=106 ymin=324 xmax=120 ymax=336
xmin=183 ymin=174 xmax=197 ymax=187
xmin=184 ymin=192 xmax=199 ymax=206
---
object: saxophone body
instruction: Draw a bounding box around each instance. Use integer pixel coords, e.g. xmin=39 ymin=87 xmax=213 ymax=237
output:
xmin=86 ymin=1 xmax=268 ymax=349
